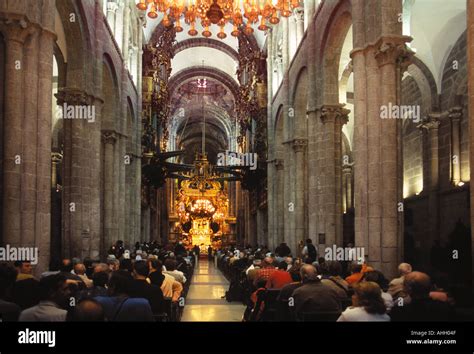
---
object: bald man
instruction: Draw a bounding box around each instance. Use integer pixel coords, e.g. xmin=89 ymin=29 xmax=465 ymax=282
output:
xmin=388 ymin=263 xmax=412 ymax=301
xmin=291 ymin=264 xmax=341 ymax=319
xmin=68 ymin=299 xmax=104 ymax=321
xmin=390 ymin=272 xmax=455 ymax=321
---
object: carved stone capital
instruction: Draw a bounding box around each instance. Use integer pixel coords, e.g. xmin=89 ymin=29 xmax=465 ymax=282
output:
xmin=0 ymin=18 xmax=34 ymax=44
xmin=374 ymin=36 xmax=414 ymax=69
xmin=342 ymin=164 xmax=353 ymax=175
xmin=320 ymin=104 xmax=350 ymax=125
xmin=55 ymin=88 xmax=92 ymax=106
xmin=418 ymin=113 xmax=443 ymax=131
xmin=274 ymin=159 xmax=284 ymax=170
xmin=293 ymin=8 xmax=305 ymax=22
xmin=51 ymin=152 xmax=63 ymax=164
xmin=102 ymin=130 xmax=118 ymax=145
xmin=292 ymin=138 xmax=307 ymax=152
xmin=107 ymin=1 xmax=119 ymax=12
xmin=448 ymin=106 xmax=463 ymax=121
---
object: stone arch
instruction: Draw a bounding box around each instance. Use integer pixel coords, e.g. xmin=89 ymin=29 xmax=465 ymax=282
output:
xmin=407 ymin=56 xmax=438 ymax=113
xmin=55 ymin=0 xmax=93 ymax=91
xmin=101 ymin=54 xmax=120 ymax=131
xmin=274 ymin=105 xmax=284 ymax=160
xmin=320 ymin=0 xmax=352 ymax=105
xmin=441 ymin=31 xmax=467 ymax=110
xmin=173 ymin=38 xmax=239 ymax=62
xmin=169 ymin=66 xmax=239 ymax=99
xmin=291 ymin=67 xmax=308 ymax=139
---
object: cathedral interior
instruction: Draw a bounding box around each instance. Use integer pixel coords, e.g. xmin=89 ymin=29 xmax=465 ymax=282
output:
xmin=0 ymin=0 xmax=474 ymax=327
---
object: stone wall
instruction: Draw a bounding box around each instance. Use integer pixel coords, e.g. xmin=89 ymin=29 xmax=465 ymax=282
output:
xmin=401 ymin=76 xmax=424 ymax=197
xmin=0 ymin=0 xmax=143 ymax=274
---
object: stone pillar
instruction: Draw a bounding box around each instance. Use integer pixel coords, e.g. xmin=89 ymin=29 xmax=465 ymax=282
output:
xmin=294 ymin=8 xmax=305 ymax=47
xmin=266 ymin=29 xmax=276 ymax=251
xmin=343 ymin=164 xmax=353 ymax=211
xmin=449 ymin=107 xmax=462 ymax=186
xmin=374 ymin=37 xmax=411 ymax=277
xmin=304 ymin=0 xmax=315 ymax=31
xmin=122 ymin=6 xmax=131 ymax=64
xmin=57 ymin=89 xmax=86 ymax=259
xmin=467 ymin=0 xmax=474 ymax=288
xmin=114 ymin=1 xmax=124 ymax=51
xmin=320 ymin=105 xmax=349 ymax=248
xmin=306 ymin=6 xmax=319 ymax=248
xmin=0 ymin=12 xmax=55 ymax=274
xmin=419 ymin=114 xmax=441 ymax=264
xmin=292 ymin=139 xmax=307 ymax=254
xmin=351 ymin=0 xmax=411 ymax=279
xmin=1 ymin=21 xmax=30 ymax=253
xmin=275 ymin=159 xmax=285 ymax=247
xmin=351 ymin=0 xmax=369 ymax=256
xmin=288 ymin=13 xmax=297 ymax=59
xmin=106 ymin=1 xmax=118 ymax=33
xmin=102 ymin=130 xmax=117 ymax=255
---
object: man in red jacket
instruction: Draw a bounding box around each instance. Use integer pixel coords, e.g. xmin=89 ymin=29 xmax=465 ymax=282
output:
xmin=266 ymin=261 xmax=293 ymax=289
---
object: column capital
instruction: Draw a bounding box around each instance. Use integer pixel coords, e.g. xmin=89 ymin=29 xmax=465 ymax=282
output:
xmin=55 ymin=88 xmax=95 ymax=106
xmin=102 ymin=130 xmax=118 ymax=145
xmin=0 ymin=18 xmax=34 ymax=44
xmin=374 ymin=35 xmax=414 ymax=69
xmin=293 ymin=8 xmax=305 ymax=22
xmin=320 ymin=104 xmax=350 ymax=125
xmin=448 ymin=106 xmax=463 ymax=121
xmin=107 ymin=1 xmax=119 ymax=12
xmin=418 ymin=113 xmax=443 ymax=131
xmin=342 ymin=163 xmax=353 ymax=175
xmin=274 ymin=159 xmax=284 ymax=170
xmin=51 ymin=152 xmax=63 ymax=164
xmin=292 ymin=138 xmax=308 ymax=152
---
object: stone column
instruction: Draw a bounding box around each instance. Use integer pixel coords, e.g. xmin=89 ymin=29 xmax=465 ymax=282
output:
xmin=449 ymin=106 xmax=462 ymax=186
xmin=343 ymin=164 xmax=353 ymax=212
xmin=304 ymin=0 xmax=315 ymax=31
xmin=106 ymin=1 xmax=118 ymax=33
xmin=294 ymin=8 xmax=305 ymax=47
xmin=275 ymin=159 xmax=285 ymax=247
xmin=292 ymin=139 xmax=307 ymax=254
xmin=1 ymin=20 xmax=30 ymax=252
xmin=320 ymin=105 xmax=349 ymax=248
xmin=468 ymin=0 xmax=474 ymax=287
xmin=351 ymin=0 xmax=370 ymax=255
xmin=375 ymin=37 xmax=412 ymax=277
xmin=122 ymin=6 xmax=131 ymax=64
xmin=419 ymin=114 xmax=441 ymax=263
xmin=266 ymin=29 xmax=276 ymax=251
xmin=57 ymin=89 xmax=84 ymax=259
xmin=351 ymin=0 xmax=411 ymax=279
xmin=0 ymin=12 xmax=55 ymax=274
xmin=114 ymin=1 xmax=124 ymax=51
xmin=102 ymin=130 xmax=117 ymax=255
xmin=306 ymin=8 xmax=319 ymax=248
xmin=288 ymin=13 xmax=297 ymax=59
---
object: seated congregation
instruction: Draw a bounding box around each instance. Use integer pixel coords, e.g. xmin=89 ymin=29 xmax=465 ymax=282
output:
xmin=216 ymin=242 xmax=466 ymax=322
xmin=0 ymin=241 xmax=194 ymax=322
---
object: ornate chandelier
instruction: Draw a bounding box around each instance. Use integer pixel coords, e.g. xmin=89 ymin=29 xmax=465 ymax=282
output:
xmin=189 ymin=199 xmax=216 ymax=218
xmin=136 ymin=0 xmax=300 ymax=39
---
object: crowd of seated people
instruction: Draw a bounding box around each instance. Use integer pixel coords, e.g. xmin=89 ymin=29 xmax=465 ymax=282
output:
xmin=0 ymin=240 xmax=197 ymax=322
xmin=215 ymin=241 xmax=463 ymax=322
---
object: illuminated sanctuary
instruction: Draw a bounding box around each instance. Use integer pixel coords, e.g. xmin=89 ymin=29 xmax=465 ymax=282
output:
xmin=0 ymin=0 xmax=473 ymax=324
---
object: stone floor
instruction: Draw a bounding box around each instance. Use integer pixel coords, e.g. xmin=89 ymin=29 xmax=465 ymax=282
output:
xmin=181 ymin=260 xmax=246 ymax=322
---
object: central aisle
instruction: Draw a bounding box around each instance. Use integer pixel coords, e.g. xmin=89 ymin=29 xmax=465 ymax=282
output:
xmin=181 ymin=259 xmax=246 ymax=322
